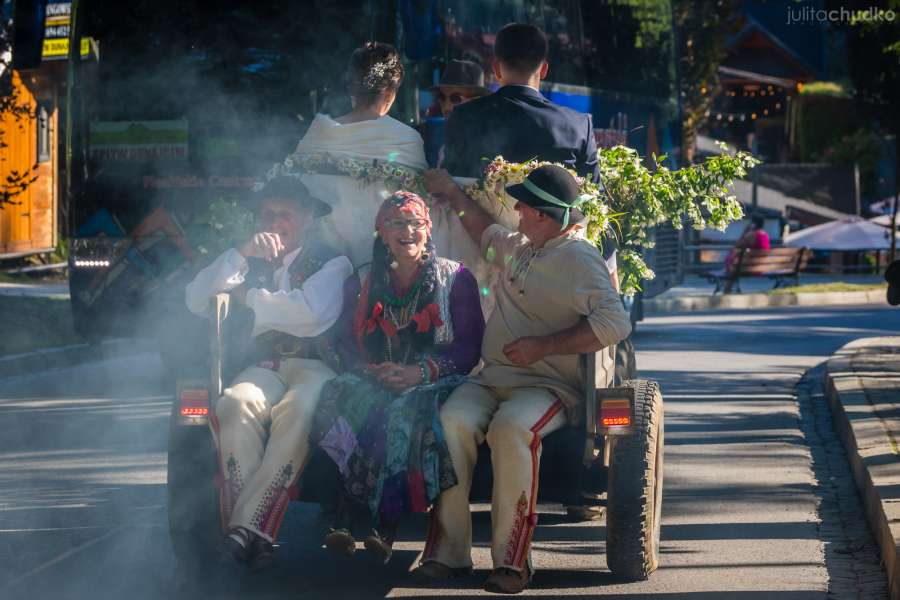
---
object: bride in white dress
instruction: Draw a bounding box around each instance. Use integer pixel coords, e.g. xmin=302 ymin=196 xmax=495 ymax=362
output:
xmin=276 ymin=42 xmax=511 ymax=311
xmin=287 ymin=42 xmax=427 ymax=267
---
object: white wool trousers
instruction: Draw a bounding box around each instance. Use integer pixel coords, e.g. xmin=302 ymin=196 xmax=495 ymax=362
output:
xmin=422 ymin=382 xmax=567 ymax=572
xmin=211 ymin=358 xmax=335 ymax=543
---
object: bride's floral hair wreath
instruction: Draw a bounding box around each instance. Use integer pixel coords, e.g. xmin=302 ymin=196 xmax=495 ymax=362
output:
xmin=347 ymin=42 xmax=404 ymax=104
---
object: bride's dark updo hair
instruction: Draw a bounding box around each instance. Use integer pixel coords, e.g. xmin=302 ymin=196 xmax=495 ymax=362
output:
xmin=346 ymin=42 xmax=404 ymax=107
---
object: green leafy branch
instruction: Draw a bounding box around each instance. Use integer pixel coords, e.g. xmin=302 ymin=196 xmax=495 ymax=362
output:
xmin=597 ymin=143 xmax=758 ymax=294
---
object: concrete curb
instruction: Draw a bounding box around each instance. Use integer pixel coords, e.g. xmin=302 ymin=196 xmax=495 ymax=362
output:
xmin=645 ymin=289 xmax=887 ymax=315
xmin=0 ymin=338 xmax=156 ymax=380
xmin=825 ymin=338 xmax=900 ymax=600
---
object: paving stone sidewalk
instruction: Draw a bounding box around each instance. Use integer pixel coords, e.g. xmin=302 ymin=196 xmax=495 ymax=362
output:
xmin=644 ymin=273 xmax=886 ymax=314
xmin=825 ymin=337 xmax=900 ymax=599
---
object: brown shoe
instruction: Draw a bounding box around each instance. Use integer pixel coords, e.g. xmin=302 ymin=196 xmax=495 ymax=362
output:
xmin=363 ymin=531 xmax=393 ymax=565
xmin=324 ymin=528 xmax=356 ymax=558
xmin=247 ymin=536 xmax=276 ymax=572
xmin=483 ymin=566 xmax=531 ymax=594
xmin=219 ymin=527 xmax=252 ymax=563
xmin=411 ymin=561 xmax=474 ymax=583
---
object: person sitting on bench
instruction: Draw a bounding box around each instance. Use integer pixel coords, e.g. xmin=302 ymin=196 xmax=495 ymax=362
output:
xmin=724 ymin=215 xmax=770 ymax=293
xmin=420 ymin=165 xmax=631 ymax=593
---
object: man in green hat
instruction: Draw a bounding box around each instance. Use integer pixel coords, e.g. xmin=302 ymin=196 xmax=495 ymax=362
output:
xmin=185 ymin=175 xmax=352 ymax=570
xmin=419 ymin=165 xmax=631 ymax=593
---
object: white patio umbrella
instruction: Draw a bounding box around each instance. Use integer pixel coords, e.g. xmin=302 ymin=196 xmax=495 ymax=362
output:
xmin=870 ymin=214 xmax=900 ymax=228
xmin=869 ymin=194 xmax=899 ymax=215
xmin=784 ymin=216 xmax=891 ymax=250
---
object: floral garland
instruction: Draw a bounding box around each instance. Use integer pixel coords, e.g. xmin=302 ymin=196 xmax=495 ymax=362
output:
xmin=462 ymin=156 xmax=618 ymax=245
xmin=257 ymin=151 xmax=427 ymax=195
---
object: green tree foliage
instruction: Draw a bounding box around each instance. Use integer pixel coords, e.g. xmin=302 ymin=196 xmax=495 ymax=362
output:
xmin=673 ymin=0 xmax=738 ymax=163
xmin=837 ymin=0 xmax=900 ymax=168
xmin=597 ymin=144 xmax=757 ymax=293
xmin=572 ymin=0 xmax=677 ymax=99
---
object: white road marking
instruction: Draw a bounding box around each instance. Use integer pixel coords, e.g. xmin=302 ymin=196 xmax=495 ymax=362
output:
xmin=2 ymin=524 xmax=127 ymax=590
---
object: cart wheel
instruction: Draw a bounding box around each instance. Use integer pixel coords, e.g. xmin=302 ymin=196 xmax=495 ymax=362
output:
xmin=605 ymin=379 xmax=663 ymax=580
xmin=167 ymin=399 xmax=221 ymax=574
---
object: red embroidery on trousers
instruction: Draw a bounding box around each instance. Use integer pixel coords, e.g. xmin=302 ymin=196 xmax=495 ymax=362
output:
xmin=260 ymin=487 xmax=291 ymax=538
xmin=504 ymin=492 xmax=529 ymax=565
xmin=506 ymin=399 xmax=564 ymax=568
xmin=252 ymin=453 xmax=310 ymax=541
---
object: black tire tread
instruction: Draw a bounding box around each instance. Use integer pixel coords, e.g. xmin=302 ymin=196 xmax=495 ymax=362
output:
xmin=605 ymin=378 xmax=664 ymax=581
xmin=167 ymin=400 xmax=221 ymax=571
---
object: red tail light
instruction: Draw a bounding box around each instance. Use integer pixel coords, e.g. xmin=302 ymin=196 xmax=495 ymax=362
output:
xmin=600 ymin=399 xmax=631 ymax=427
xmin=180 ymin=388 xmax=209 ymax=417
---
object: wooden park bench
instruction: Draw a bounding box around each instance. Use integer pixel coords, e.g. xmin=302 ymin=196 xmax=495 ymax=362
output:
xmin=706 ymin=246 xmax=811 ymax=295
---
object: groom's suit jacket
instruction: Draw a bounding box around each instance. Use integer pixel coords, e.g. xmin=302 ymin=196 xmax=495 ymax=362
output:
xmin=442 ymin=85 xmax=599 ymax=180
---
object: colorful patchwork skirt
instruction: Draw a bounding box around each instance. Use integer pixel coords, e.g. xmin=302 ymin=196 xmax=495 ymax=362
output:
xmin=311 ymin=373 xmax=462 ymax=529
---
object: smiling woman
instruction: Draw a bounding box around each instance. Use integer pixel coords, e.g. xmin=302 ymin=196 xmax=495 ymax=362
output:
xmin=309 ymin=191 xmax=485 ymax=563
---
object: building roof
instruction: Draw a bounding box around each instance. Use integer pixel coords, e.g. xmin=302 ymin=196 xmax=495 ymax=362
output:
xmin=723 ymin=13 xmax=823 ymax=83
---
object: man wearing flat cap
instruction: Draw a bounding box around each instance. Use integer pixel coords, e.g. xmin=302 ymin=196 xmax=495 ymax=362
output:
xmin=185 ymin=175 xmax=352 ymax=570
xmin=420 ymin=165 xmax=631 ymax=593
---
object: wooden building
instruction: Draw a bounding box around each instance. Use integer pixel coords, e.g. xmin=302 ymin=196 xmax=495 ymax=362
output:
xmin=0 ymin=66 xmax=61 ymax=258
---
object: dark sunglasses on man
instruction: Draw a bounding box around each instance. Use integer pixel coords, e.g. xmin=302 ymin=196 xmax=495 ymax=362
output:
xmin=438 ymin=92 xmax=471 ymax=105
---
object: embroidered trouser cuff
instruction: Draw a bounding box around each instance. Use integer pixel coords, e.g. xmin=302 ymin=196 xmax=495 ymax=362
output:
xmin=422 ymin=383 xmax=566 ymax=571
xmin=210 ymin=358 xmax=335 ymax=543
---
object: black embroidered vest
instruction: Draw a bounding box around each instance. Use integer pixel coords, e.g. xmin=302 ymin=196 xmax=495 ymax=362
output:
xmin=228 ymin=241 xmax=343 ymax=368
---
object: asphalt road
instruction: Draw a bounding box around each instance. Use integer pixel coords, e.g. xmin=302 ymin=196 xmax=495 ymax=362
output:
xmin=1 ymin=304 xmax=899 ymax=599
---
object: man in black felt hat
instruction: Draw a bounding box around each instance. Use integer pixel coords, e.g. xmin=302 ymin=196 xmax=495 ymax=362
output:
xmin=185 ymin=174 xmax=352 ymax=570
xmin=419 ymin=165 xmax=631 ymax=593
xmin=432 ymin=59 xmax=491 ymax=118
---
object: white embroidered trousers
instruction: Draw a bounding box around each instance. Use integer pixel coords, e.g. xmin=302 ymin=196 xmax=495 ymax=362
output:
xmin=211 ymin=358 xmax=335 ymax=542
xmin=422 ymin=382 xmax=567 ymax=572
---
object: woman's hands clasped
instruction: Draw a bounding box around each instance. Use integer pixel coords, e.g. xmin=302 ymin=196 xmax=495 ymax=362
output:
xmin=366 ymin=361 xmax=423 ymax=392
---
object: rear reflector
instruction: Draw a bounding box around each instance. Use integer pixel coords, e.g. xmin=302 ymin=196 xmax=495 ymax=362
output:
xmin=600 ymin=399 xmax=631 ymax=427
xmin=180 ymin=388 xmax=209 ymax=417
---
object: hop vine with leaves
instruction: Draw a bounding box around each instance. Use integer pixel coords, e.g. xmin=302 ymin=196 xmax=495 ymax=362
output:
xmin=466 ymin=144 xmax=758 ymax=295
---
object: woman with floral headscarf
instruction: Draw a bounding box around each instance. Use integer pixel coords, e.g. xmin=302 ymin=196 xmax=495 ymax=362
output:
xmin=311 ymin=191 xmax=485 ymax=564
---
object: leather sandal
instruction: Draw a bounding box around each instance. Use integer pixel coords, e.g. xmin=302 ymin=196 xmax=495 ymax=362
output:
xmin=363 ymin=531 xmax=393 ymax=565
xmin=411 ymin=561 xmax=474 ymax=583
xmin=483 ymin=566 xmax=532 ymax=594
xmin=324 ymin=528 xmax=356 ymax=558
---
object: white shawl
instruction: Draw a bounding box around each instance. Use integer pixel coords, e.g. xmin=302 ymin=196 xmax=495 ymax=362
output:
xmin=293 ymin=114 xmax=427 ymax=266
xmin=292 ymin=113 xmax=514 ymax=316
xmin=295 ymin=113 xmax=428 ymax=170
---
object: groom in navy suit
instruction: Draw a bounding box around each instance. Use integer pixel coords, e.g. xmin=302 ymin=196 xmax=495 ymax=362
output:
xmin=441 ymin=23 xmax=599 ymax=181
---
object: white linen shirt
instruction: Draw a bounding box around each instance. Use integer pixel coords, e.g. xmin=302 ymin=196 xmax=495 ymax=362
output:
xmin=185 ymin=247 xmax=352 ymax=339
xmin=473 ymin=224 xmax=632 ymax=420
